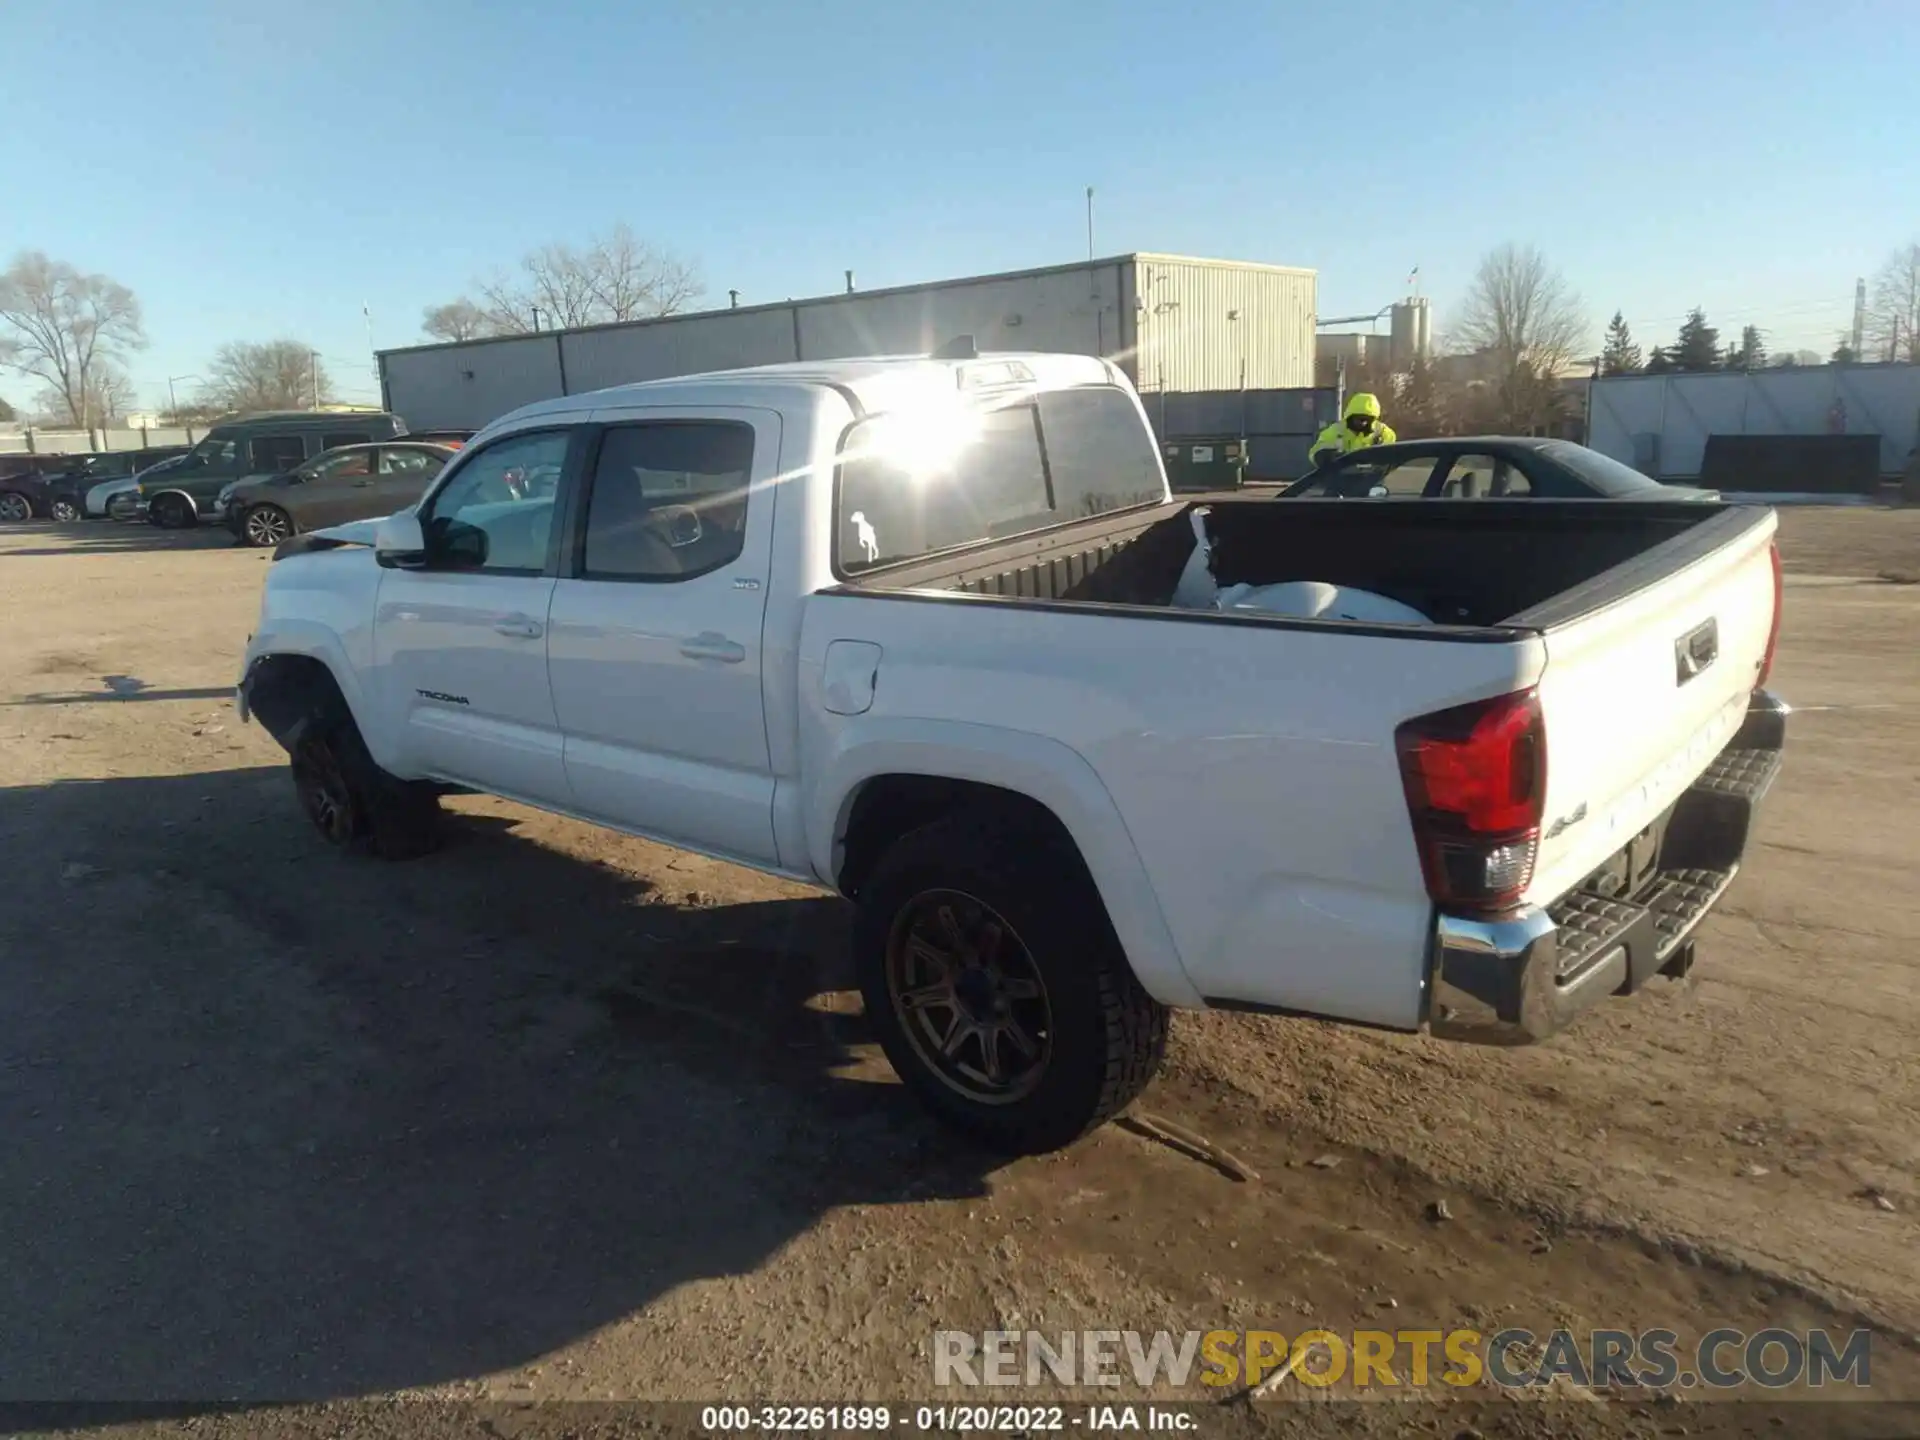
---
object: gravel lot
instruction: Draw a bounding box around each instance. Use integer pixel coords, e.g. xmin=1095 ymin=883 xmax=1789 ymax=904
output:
xmin=1 ymin=508 xmax=1915 ymax=1435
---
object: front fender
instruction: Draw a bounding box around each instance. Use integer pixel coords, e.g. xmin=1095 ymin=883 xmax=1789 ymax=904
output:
xmin=804 ymin=718 xmax=1203 ymax=1008
xmin=237 ymin=619 xmax=388 ymax=767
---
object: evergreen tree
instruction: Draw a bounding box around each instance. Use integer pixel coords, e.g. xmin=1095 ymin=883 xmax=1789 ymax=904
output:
xmin=1723 ymin=324 xmax=1767 ymax=370
xmin=1669 ymin=308 xmax=1722 ymax=372
xmin=1645 ymin=346 xmax=1674 ymax=374
xmin=1600 ymin=311 xmax=1643 ymax=375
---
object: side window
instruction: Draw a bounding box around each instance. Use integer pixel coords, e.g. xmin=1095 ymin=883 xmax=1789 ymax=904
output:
xmin=305 ymin=448 xmax=373 ymax=481
xmin=379 ymin=447 xmax=443 ymax=475
xmin=837 ymin=403 xmax=1050 ymax=571
xmin=248 ymin=434 xmax=307 ymax=472
xmin=1034 ymin=387 xmax=1165 ymax=518
xmin=1376 ymin=458 xmax=1438 ymax=495
xmin=321 ymin=431 xmax=373 ymax=451
xmin=582 ymin=422 xmax=754 ymax=580
xmin=1439 ymin=455 xmax=1529 ymax=498
xmin=422 ymin=430 xmax=571 ymax=573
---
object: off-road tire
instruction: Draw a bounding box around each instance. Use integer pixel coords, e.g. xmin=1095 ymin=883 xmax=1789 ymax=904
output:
xmin=290 ymin=702 xmax=442 ymax=860
xmin=854 ymin=809 xmax=1168 ymax=1154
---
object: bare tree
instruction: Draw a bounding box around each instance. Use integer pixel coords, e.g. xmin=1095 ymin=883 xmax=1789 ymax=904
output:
xmin=430 ymin=225 xmax=704 ymax=337
xmin=34 ymin=366 xmax=135 ymax=424
xmin=422 ymin=299 xmax=489 ymax=342
xmin=0 ymin=251 xmax=148 ymax=435
xmin=1448 ymin=244 xmax=1589 ymax=433
xmin=0 ymin=394 xmax=15 ymax=423
xmin=202 ymin=340 xmax=333 ymax=413
xmin=1866 ymin=241 xmax=1920 ymax=363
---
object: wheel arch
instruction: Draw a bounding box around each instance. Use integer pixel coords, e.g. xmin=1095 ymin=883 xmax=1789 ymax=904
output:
xmin=239 ymin=632 xmax=385 ymax=766
xmin=146 ymin=487 xmax=199 ymax=521
xmin=809 ymin=722 xmax=1202 ymax=1007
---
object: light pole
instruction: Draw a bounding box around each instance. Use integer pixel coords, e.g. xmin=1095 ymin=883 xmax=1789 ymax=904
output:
xmin=309 ymin=351 xmax=321 ymax=408
xmin=166 ymin=373 xmax=199 ymax=418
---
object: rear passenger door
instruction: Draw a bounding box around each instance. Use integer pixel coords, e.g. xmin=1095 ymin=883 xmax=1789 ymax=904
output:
xmin=545 ymin=408 xmax=781 ymax=864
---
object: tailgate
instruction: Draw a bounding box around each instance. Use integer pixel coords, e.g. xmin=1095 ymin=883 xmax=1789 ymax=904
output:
xmin=1522 ymin=506 xmax=1780 ymax=906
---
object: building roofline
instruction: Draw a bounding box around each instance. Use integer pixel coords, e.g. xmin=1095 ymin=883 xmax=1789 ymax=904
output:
xmin=377 ymin=252 xmax=1316 ymax=360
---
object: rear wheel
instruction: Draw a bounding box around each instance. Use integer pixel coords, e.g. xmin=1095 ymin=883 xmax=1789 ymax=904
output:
xmin=855 ymin=810 xmax=1168 ymax=1154
xmin=150 ymin=493 xmax=195 ymax=529
xmin=48 ymin=496 xmax=82 ymax=523
xmin=0 ymin=491 xmax=33 ymax=523
xmin=243 ymin=504 xmax=294 ymax=547
xmin=290 ymin=705 xmax=441 ymax=859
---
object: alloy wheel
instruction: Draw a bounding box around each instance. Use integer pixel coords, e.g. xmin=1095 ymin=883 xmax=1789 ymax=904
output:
xmin=293 ymin=739 xmax=356 ymax=846
xmin=246 ymin=507 xmax=292 ymax=546
xmin=0 ymin=493 xmax=31 ymax=522
xmin=884 ymin=888 xmax=1053 ymax=1104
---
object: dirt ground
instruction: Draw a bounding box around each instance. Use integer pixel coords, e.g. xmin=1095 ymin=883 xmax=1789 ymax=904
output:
xmin=1 ymin=508 xmax=1916 ymax=1437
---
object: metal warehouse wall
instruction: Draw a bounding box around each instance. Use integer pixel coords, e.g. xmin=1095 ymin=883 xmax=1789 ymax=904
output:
xmin=1140 ymin=387 xmax=1338 ymax=481
xmin=383 ymin=335 xmax=562 ymax=431
xmin=1588 ymin=365 xmax=1920 ymax=479
xmin=794 ymin=263 xmax=1128 ymax=365
xmin=561 ymin=307 xmax=799 ymax=394
xmin=379 ymin=254 xmax=1319 ymax=431
xmin=1130 ymin=256 xmax=1316 ymax=393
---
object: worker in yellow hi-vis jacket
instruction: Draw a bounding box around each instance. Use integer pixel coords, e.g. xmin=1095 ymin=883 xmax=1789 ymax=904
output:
xmin=1309 ymin=392 xmax=1398 ymax=467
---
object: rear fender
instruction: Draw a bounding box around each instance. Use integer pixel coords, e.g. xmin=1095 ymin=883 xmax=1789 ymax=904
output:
xmin=806 ymin=719 xmax=1202 ymax=1007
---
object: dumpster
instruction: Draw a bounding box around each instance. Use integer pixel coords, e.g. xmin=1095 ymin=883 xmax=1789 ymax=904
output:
xmin=1162 ymin=436 xmax=1248 ymax=493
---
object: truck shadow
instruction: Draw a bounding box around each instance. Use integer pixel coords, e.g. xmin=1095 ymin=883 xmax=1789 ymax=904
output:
xmin=0 ymin=766 xmax=994 ymax=1410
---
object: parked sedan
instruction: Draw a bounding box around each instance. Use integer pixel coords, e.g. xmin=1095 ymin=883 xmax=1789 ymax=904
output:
xmin=0 ymin=456 xmax=81 ymax=522
xmin=1279 ymin=437 xmax=1719 ymax=501
xmin=221 ymin=441 xmax=457 ymax=547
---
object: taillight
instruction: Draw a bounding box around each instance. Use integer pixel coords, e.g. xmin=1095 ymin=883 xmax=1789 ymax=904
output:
xmin=1396 ymin=689 xmax=1547 ymax=916
xmin=1756 ymin=540 xmax=1783 ymax=689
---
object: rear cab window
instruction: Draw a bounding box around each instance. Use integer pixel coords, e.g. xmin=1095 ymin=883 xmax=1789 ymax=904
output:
xmin=835 ymin=384 xmax=1163 ymax=574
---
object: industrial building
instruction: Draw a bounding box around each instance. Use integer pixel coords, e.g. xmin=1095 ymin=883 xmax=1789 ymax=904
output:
xmin=377 ymin=253 xmax=1317 ymax=432
xmin=1587 ymin=363 xmax=1920 ymax=484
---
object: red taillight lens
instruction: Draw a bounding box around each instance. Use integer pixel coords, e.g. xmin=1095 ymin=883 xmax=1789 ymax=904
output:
xmin=1396 ymin=689 xmax=1547 ymax=915
xmin=1756 ymin=540 xmax=1783 ymax=689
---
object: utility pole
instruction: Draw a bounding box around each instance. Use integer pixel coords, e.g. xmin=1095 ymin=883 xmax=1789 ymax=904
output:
xmin=309 ymin=351 xmax=320 ymax=408
xmin=1086 ymin=186 xmax=1095 ymax=262
xmin=1853 ymin=278 xmax=1866 ymax=360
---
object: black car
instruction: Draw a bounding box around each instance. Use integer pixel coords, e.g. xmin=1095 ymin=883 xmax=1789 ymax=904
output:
xmin=1279 ymin=437 xmax=1718 ymax=502
xmin=0 ymin=455 xmax=81 ymax=522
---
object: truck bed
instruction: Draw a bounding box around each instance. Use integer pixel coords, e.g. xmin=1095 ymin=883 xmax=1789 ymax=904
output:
xmin=846 ymin=498 xmax=1756 ymax=632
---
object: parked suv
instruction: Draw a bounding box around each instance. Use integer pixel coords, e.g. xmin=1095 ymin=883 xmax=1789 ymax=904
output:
xmin=223 ymin=441 xmax=456 ymax=546
xmin=140 ymin=412 xmax=406 ymax=528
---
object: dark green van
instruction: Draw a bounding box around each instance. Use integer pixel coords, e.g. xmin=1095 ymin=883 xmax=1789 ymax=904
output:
xmin=140 ymin=410 xmax=406 ymax=528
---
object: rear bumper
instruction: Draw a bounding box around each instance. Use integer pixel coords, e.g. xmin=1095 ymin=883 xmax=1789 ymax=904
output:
xmin=1427 ymin=689 xmax=1788 ymax=1046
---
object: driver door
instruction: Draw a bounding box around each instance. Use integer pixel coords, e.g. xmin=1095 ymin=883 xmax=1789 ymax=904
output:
xmin=291 ymin=447 xmax=378 ymax=528
xmin=371 ymin=426 xmax=582 ymax=808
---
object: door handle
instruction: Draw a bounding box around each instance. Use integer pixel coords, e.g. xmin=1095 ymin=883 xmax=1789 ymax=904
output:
xmin=680 ymin=633 xmax=746 ymax=663
xmin=494 ymin=616 xmax=544 ymax=639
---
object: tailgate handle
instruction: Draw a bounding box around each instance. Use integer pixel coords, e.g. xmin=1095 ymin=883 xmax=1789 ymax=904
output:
xmin=1675 ymin=618 xmax=1719 ymax=685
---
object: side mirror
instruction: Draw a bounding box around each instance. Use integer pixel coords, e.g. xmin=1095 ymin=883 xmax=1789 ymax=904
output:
xmin=1368 ymin=485 xmax=1389 ymax=498
xmin=374 ymin=511 xmax=428 ymax=569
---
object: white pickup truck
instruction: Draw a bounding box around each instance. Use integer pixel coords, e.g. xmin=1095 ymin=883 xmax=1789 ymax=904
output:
xmin=237 ymin=350 xmax=1787 ymax=1153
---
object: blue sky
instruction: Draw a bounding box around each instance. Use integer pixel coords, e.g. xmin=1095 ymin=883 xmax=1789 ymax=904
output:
xmin=4 ymin=0 xmax=1915 ymax=412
